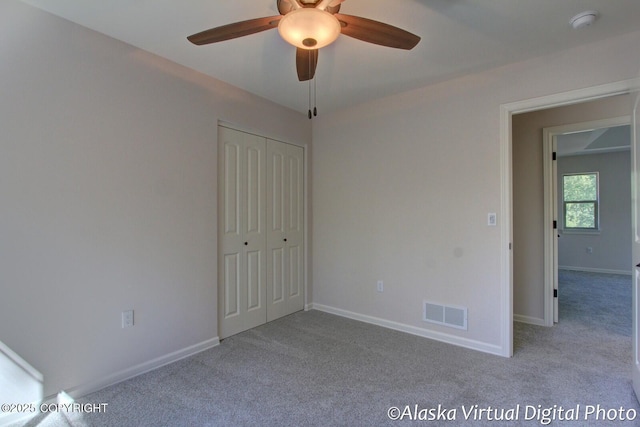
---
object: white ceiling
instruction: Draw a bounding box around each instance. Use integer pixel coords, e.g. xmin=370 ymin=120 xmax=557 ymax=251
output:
xmin=557 ymin=125 xmax=630 ymax=157
xmin=19 ymin=0 xmax=640 ymax=114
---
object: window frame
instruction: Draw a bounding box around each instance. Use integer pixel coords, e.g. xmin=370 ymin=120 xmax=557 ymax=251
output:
xmin=562 ymin=172 xmax=600 ymax=231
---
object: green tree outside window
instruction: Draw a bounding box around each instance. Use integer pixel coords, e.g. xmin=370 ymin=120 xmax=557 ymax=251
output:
xmin=563 ymin=173 xmax=599 ymax=230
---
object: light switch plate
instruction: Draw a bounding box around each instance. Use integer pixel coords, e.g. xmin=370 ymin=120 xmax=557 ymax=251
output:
xmin=488 ymin=213 xmax=497 ymax=226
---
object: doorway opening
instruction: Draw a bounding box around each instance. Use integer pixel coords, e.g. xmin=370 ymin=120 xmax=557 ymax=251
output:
xmin=547 ymin=120 xmax=632 ymax=326
xmin=499 ymin=78 xmax=639 ymax=358
xmin=511 ymin=96 xmax=631 ymax=331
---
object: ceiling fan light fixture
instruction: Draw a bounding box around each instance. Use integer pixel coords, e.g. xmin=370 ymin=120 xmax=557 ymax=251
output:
xmin=278 ymin=8 xmax=341 ymax=49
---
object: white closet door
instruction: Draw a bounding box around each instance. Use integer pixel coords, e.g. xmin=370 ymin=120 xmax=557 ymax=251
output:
xmin=218 ymin=127 xmax=267 ymax=339
xmin=266 ymin=139 xmax=304 ymax=321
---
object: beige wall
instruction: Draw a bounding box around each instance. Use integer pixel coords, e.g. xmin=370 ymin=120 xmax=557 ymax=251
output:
xmin=3 ymin=0 xmax=640 ymax=401
xmin=312 ymin=29 xmax=640 ymax=351
xmin=512 ymin=96 xmax=630 ymax=322
xmin=0 ymin=0 xmax=310 ymax=398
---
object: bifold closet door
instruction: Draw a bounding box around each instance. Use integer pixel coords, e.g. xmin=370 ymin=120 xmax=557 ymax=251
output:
xmin=266 ymin=140 xmax=305 ymax=321
xmin=218 ymin=127 xmax=267 ymax=339
xmin=219 ymin=127 xmax=305 ymax=339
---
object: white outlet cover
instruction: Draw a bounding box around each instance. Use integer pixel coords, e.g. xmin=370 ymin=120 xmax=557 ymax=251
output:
xmin=122 ymin=310 xmax=134 ymax=328
xmin=488 ymin=213 xmax=497 ymax=226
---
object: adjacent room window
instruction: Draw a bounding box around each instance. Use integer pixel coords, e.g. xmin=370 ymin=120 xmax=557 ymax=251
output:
xmin=562 ymin=172 xmax=599 ymax=230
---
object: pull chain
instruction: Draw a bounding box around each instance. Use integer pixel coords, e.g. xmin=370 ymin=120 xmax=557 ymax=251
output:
xmin=307 ymin=80 xmax=312 ymax=119
xmin=308 ymin=50 xmax=318 ymax=120
xmin=308 ymin=51 xmax=312 ymax=119
xmin=313 ymin=66 xmax=318 ymax=117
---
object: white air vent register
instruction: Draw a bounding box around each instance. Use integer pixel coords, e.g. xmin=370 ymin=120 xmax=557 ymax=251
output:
xmin=423 ymin=301 xmax=468 ymax=330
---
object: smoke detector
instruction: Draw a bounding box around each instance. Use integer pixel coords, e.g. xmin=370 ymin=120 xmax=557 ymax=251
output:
xmin=570 ymin=11 xmax=598 ymax=29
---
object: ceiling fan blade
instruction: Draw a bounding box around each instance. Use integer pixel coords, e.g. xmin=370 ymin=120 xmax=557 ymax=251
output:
xmin=187 ymin=16 xmax=282 ymax=45
xmin=296 ymin=48 xmax=319 ymax=81
xmin=335 ymin=14 xmax=420 ymax=50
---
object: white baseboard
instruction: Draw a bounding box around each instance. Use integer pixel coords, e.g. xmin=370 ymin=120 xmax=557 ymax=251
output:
xmin=1 ymin=338 xmax=218 ymax=427
xmin=49 ymin=337 xmax=220 ymax=402
xmin=309 ymin=303 xmax=504 ymax=357
xmin=559 ymin=266 xmax=632 ymax=276
xmin=514 ymin=314 xmax=547 ymax=326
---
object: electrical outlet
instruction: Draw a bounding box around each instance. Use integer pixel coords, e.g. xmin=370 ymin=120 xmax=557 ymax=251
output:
xmin=377 ymin=280 xmax=384 ymax=293
xmin=586 ymin=247 xmax=593 ymax=254
xmin=488 ymin=213 xmax=497 ymax=226
xmin=122 ymin=310 xmax=134 ymax=328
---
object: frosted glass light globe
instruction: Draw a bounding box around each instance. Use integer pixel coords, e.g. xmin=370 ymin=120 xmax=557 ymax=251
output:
xmin=278 ymin=8 xmax=341 ymax=49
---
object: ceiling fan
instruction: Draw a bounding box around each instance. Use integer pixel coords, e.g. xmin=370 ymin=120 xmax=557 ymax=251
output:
xmin=187 ymin=0 xmax=421 ymax=82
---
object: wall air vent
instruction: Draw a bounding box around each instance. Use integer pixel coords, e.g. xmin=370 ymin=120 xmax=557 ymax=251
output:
xmin=423 ymin=301 xmax=468 ymax=330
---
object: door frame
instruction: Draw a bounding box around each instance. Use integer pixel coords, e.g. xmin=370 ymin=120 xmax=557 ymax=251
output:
xmin=542 ymin=116 xmax=631 ymax=327
xmin=499 ymin=78 xmax=640 ymax=357
xmin=631 ymin=82 xmax=640 ymax=396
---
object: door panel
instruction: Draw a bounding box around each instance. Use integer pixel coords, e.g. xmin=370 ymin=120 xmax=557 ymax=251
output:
xmin=267 ymin=145 xmax=287 ymax=320
xmin=271 ymin=153 xmax=284 ymax=232
xmin=246 ymin=147 xmax=262 ymax=235
xmin=288 ymin=155 xmax=303 ymax=232
xmin=223 ymin=144 xmax=240 ymax=236
xmin=247 ymin=250 xmax=262 ymax=311
xmin=285 ymin=144 xmax=305 ymax=308
xmin=219 ymin=127 xmax=267 ymax=338
xmin=267 ymin=140 xmax=305 ymax=321
xmin=289 ymin=245 xmax=302 ymax=297
xmin=223 ymin=253 xmax=240 ymax=317
xmin=271 ymin=247 xmax=285 ymax=303
xmin=286 ymin=145 xmax=305 ymax=307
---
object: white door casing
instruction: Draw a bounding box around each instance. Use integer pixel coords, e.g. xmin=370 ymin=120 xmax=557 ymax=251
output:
xmin=553 ymin=137 xmax=559 ymax=324
xmin=631 ymin=86 xmax=640 ymax=399
xmin=542 ymin=130 xmax=559 ymax=326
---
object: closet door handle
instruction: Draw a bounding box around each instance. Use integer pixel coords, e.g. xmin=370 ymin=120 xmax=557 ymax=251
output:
xmin=244 ymin=242 xmax=248 ymax=246
xmin=283 ymin=238 xmax=287 ymax=242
